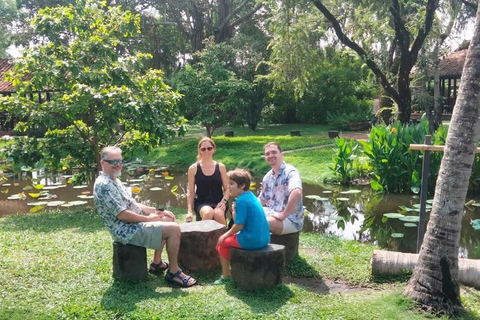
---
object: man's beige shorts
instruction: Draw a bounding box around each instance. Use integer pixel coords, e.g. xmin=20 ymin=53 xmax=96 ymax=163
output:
xmin=129 ymin=221 xmax=164 ymax=250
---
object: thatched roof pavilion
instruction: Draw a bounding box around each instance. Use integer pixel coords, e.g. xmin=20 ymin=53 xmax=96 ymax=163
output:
xmin=438 ymin=49 xmax=467 ymax=113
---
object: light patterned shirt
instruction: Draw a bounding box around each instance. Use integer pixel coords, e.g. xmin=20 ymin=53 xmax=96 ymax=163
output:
xmin=260 ymin=162 xmax=304 ymax=229
xmin=93 ymin=171 xmax=145 ymax=244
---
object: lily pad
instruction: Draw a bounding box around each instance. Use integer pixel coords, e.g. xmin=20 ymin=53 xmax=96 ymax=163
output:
xmin=149 ymin=187 xmax=162 ymax=191
xmin=8 ymin=194 xmax=25 ymax=200
xmin=27 ymin=201 xmax=48 ymax=206
xmin=305 ymin=195 xmax=328 ymax=201
xmin=399 ymin=216 xmax=420 ymax=223
xmin=412 ymin=204 xmax=432 ymax=209
xmin=47 ymin=201 xmax=66 ymax=206
xmin=404 ymin=223 xmax=417 ymax=227
xmin=340 ymin=189 xmax=361 ymax=194
xmin=336 ymin=197 xmax=350 ymax=201
xmin=165 ymin=176 xmax=174 ymax=180
xmin=391 ymin=233 xmax=404 ymax=238
xmin=30 ymin=205 xmax=45 ymax=213
xmin=426 ymin=199 xmax=434 ymax=204
xmin=42 ymin=186 xmax=60 ymax=190
xmin=128 ymin=179 xmax=144 ymax=182
xmin=77 ymin=195 xmax=94 ymax=199
xmin=23 ymin=186 xmax=33 ymax=191
xmin=383 ymin=213 xmax=405 ymax=219
xmin=68 ymin=200 xmax=89 ymax=206
xmin=73 ymin=185 xmax=88 ymax=189
xmin=322 ymin=190 xmax=333 ymax=194
xmin=472 ymin=219 xmax=480 ymax=231
xmin=61 ymin=203 xmax=74 ymax=207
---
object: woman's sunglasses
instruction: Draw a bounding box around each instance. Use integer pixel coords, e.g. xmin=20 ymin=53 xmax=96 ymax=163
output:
xmin=200 ymin=147 xmax=214 ymax=152
xmin=103 ymin=159 xmax=124 ymax=165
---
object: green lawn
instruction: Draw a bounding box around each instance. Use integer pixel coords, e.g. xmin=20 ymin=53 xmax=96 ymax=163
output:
xmin=1 ymin=208 xmax=478 ymax=320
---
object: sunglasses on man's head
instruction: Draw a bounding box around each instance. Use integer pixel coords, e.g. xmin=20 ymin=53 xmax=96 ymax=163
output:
xmin=200 ymin=147 xmax=214 ymax=152
xmin=103 ymin=159 xmax=124 ymax=165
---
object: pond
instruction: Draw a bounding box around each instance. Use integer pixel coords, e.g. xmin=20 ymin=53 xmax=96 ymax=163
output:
xmin=1 ymin=168 xmax=479 ymax=259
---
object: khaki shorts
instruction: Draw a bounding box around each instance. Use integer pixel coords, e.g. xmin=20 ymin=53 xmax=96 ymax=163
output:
xmin=263 ymin=207 xmax=302 ymax=235
xmin=128 ymin=221 xmax=164 ymax=250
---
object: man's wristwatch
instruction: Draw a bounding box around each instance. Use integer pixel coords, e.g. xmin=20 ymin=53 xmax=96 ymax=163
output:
xmin=156 ymin=207 xmax=165 ymax=212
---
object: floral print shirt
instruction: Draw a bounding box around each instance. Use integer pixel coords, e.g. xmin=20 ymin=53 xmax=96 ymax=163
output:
xmin=93 ymin=171 xmax=145 ymax=244
xmin=260 ymin=162 xmax=304 ymax=229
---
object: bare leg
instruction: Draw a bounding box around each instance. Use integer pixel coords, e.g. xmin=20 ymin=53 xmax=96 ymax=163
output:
xmin=213 ymin=208 xmax=226 ymax=225
xmin=219 ymin=256 xmax=231 ymax=278
xmin=199 ymin=206 xmax=215 ymax=220
xmin=267 ymin=216 xmax=284 ymax=235
xmin=162 ymin=222 xmax=195 ymax=286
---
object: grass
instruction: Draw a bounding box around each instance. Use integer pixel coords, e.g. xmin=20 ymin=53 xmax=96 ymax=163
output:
xmin=1 ymin=208 xmax=479 ymax=320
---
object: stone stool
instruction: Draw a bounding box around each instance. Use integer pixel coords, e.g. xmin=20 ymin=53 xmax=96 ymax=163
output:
xmin=112 ymin=242 xmax=148 ymax=281
xmin=230 ymin=244 xmax=285 ymax=290
xmin=178 ymin=220 xmax=227 ymax=271
xmin=270 ymin=231 xmax=300 ymax=262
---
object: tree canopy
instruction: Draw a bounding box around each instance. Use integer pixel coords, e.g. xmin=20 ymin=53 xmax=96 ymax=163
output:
xmin=0 ymin=0 xmax=184 ymax=174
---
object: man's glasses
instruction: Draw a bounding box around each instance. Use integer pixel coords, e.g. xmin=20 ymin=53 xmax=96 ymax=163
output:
xmin=200 ymin=147 xmax=214 ymax=152
xmin=103 ymin=159 xmax=124 ymax=165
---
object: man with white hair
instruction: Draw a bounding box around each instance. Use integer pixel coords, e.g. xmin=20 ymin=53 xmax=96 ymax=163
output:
xmin=94 ymin=146 xmax=196 ymax=287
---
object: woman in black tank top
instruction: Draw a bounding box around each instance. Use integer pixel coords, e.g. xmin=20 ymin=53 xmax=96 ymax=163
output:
xmin=186 ymin=138 xmax=230 ymax=224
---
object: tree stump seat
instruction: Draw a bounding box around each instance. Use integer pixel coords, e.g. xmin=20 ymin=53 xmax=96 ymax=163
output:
xmin=270 ymin=231 xmax=300 ymax=262
xmin=230 ymin=244 xmax=285 ymax=290
xmin=290 ymin=130 xmax=301 ymax=136
xmin=328 ymin=130 xmax=339 ymax=138
xmin=112 ymin=242 xmax=148 ymax=281
xmin=178 ymin=220 xmax=227 ymax=271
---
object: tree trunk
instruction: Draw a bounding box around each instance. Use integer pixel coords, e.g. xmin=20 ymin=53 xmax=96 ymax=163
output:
xmin=403 ymin=5 xmax=480 ymax=316
xmin=372 ymin=250 xmax=480 ymax=289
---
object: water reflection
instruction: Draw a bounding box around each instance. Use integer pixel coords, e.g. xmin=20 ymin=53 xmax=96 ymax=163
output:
xmin=1 ymin=169 xmax=479 ymax=259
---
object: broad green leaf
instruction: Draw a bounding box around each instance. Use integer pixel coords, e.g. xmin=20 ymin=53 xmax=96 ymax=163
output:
xmin=399 ymin=216 xmax=420 ymax=222
xmin=383 ymin=213 xmax=405 ymax=219
xmin=391 ymin=233 xmax=404 ymax=238
xmin=404 ymin=223 xmax=417 ymax=227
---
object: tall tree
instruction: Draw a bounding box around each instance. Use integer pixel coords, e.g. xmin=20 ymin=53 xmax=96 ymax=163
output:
xmin=173 ymin=40 xmax=251 ymax=137
xmin=403 ymin=3 xmax=480 ymax=315
xmin=0 ymin=0 xmax=18 ymax=57
xmin=0 ymin=0 xmax=184 ymax=173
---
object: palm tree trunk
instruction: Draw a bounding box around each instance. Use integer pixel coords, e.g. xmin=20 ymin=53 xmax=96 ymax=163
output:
xmin=403 ymin=5 xmax=480 ymax=316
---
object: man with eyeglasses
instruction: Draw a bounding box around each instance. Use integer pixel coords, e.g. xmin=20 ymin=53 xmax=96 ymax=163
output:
xmin=93 ymin=146 xmax=196 ymax=287
xmin=258 ymin=142 xmax=304 ymax=235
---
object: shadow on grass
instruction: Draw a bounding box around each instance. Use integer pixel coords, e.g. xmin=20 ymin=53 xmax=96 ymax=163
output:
xmin=370 ymin=272 xmax=412 ymax=285
xmin=101 ymin=278 xmax=189 ymax=314
xmin=225 ymin=283 xmax=294 ymax=314
xmin=0 ymin=208 xmax=104 ymax=233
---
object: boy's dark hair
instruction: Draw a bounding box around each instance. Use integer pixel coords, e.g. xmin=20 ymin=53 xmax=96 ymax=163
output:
xmin=227 ymin=168 xmax=251 ymax=191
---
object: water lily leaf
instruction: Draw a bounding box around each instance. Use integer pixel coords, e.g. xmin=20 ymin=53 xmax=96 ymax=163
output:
xmin=23 ymin=186 xmax=33 ymax=191
xmin=30 ymin=205 xmax=45 ymax=213
xmin=391 ymin=233 xmax=404 ymax=238
xmin=13 ymin=182 xmax=19 ymax=186
xmin=426 ymin=199 xmax=434 ymax=204
xmin=8 ymin=195 xmax=24 ymax=200
xmin=412 ymin=204 xmax=432 ymax=209
xmin=149 ymin=187 xmax=162 ymax=191
xmin=322 ymin=190 xmax=333 ymax=194
xmin=2 ymin=183 xmax=11 ymax=186
xmin=471 ymin=202 xmax=480 ymax=207
xmin=43 ymin=186 xmax=60 ymax=190
xmin=61 ymin=203 xmax=74 ymax=207
xmin=27 ymin=201 xmax=48 ymax=206
xmin=472 ymin=219 xmax=480 ymax=231
xmin=171 ymin=185 xmax=179 ymax=196
xmin=336 ymin=197 xmax=349 ymax=201
xmin=340 ymin=189 xmax=361 ymax=194
xmin=165 ymin=176 xmax=174 ymax=180
xmin=1 ymin=188 xmax=8 ymax=194
xmin=465 ymin=199 xmax=475 ymax=206
xmin=47 ymin=201 xmax=66 ymax=207
xmin=20 ymin=166 xmax=32 ymax=172
xmin=81 ymin=191 xmax=91 ymax=195
xmin=128 ymin=179 xmax=144 ymax=182
xmin=383 ymin=213 xmax=405 ymax=219
xmin=399 ymin=216 xmax=420 ymax=223
xmin=404 ymin=223 xmax=417 ymax=227
xmin=328 ymin=215 xmax=345 ymax=221
xmin=73 ymin=185 xmax=88 ymax=189
xmin=68 ymin=200 xmax=88 ymax=206
xmin=305 ymin=195 xmax=325 ymax=200
xmin=28 ymin=192 xmax=41 ymax=198
xmin=138 ymin=174 xmax=148 ymax=180
xmin=33 ymin=184 xmax=44 ymax=190
xmin=77 ymin=195 xmax=94 ymax=199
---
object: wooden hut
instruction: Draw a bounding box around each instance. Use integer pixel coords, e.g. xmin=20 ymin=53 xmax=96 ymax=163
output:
xmin=438 ymin=49 xmax=467 ymax=113
xmin=0 ymin=58 xmax=16 ymax=132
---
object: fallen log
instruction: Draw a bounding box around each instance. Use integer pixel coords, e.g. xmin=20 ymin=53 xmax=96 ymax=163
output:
xmin=371 ymin=250 xmax=480 ymax=289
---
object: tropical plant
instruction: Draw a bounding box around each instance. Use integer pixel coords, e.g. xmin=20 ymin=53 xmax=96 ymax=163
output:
xmin=0 ymin=0 xmax=184 ymax=179
xmin=330 ymin=138 xmax=359 ymax=185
